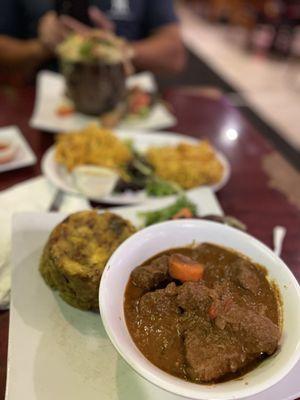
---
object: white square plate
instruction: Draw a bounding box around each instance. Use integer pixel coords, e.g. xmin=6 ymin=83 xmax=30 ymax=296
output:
xmin=6 ymin=193 xmax=300 ymax=400
xmin=30 ymin=71 xmax=177 ymax=133
xmin=0 ymin=126 xmax=36 ymax=173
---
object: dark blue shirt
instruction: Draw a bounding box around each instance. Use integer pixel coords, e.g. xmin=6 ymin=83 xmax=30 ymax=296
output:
xmin=92 ymin=0 xmax=179 ymax=40
xmin=0 ymin=0 xmax=50 ymax=39
xmin=0 ymin=0 xmax=178 ymax=41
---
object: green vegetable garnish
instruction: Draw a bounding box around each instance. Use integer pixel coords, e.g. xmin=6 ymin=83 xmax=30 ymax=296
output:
xmin=124 ymin=139 xmax=134 ymax=151
xmin=79 ymin=41 xmax=94 ymax=58
xmin=132 ymin=158 xmax=153 ymax=176
xmin=146 ymin=177 xmax=181 ymax=197
xmin=139 ymin=196 xmax=197 ymax=226
xmin=97 ymin=38 xmax=113 ymax=47
xmin=137 ymin=106 xmax=150 ymax=118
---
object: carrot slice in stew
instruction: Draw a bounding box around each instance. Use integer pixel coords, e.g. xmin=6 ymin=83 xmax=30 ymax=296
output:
xmin=168 ymin=254 xmax=204 ymax=282
xmin=208 ymin=303 xmax=218 ymax=320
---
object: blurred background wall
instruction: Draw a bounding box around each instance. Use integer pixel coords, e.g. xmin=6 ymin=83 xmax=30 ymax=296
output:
xmin=181 ymin=0 xmax=300 ymax=58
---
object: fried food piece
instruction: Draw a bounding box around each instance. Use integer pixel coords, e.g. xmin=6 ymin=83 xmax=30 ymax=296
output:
xmin=40 ymin=211 xmax=136 ymax=311
xmin=146 ymin=141 xmax=224 ymax=189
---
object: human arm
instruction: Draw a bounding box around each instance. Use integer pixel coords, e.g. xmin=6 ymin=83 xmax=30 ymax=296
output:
xmin=131 ymin=23 xmax=186 ymax=74
xmin=0 ymin=2 xmax=56 ymax=74
xmin=0 ymin=36 xmax=51 ymax=71
xmin=130 ymin=0 xmax=186 ymax=74
xmin=87 ymin=6 xmax=186 ymax=74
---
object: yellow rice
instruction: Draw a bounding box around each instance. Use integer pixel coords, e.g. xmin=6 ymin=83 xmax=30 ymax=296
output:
xmin=55 ymin=124 xmax=132 ymax=173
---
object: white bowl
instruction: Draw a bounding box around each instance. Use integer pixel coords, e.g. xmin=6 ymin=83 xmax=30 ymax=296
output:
xmin=99 ymin=220 xmax=300 ymax=400
xmin=72 ymin=165 xmax=119 ymax=200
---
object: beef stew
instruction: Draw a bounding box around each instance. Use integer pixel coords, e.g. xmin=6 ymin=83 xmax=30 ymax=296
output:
xmin=124 ymin=243 xmax=281 ymax=384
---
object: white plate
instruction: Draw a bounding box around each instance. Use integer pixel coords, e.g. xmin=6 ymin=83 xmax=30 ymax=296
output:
xmin=41 ymin=130 xmax=231 ymax=204
xmin=7 ymin=202 xmax=300 ymax=400
xmin=0 ymin=126 xmax=36 ymax=173
xmin=30 ymin=71 xmax=177 ymax=133
xmin=7 ymin=189 xmax=221 ymax=400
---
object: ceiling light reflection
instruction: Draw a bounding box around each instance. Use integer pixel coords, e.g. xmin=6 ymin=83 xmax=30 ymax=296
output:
xmin=225 ymin=128 xmax=239 ymax=141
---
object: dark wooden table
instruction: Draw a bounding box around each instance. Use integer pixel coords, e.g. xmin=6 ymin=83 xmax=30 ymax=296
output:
xmin=0 ymin=85 xmax=299 ymax=399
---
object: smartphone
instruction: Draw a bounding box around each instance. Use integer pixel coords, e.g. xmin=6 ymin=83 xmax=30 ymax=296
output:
xmin=55 ymin=0 xmax=91 ymax=25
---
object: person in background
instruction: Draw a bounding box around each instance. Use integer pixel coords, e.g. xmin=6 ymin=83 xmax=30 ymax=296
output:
xmin=0 ymin=0 xmax=53 ymax=82
xmin=0 ymin=0 xmax=185 ymax=82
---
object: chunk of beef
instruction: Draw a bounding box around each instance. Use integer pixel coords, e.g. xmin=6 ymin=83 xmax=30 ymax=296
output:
xmin=185 ymin=295 xmax=280 ymax=382
xmin=138 ymin=285 xmax=179 ymax=318
xmin=176 ymin=281 xmax=214 ymax=314
xmin=235 ymin=259 xmax=261 ymax=294
xmin=164 ymin=282 xmax=178 ymax=296
xmin=210 ymin=296 xmax=280 ymax=355
xmin=137 ymin=285 xmax=185 ymax=374
xmin=223 ymin=303 xmax=280 ymax=355
xmin=131 ymin=255 xmax=170 ymax=290
xmin=185 ymin=328 xmax=248 ymax=382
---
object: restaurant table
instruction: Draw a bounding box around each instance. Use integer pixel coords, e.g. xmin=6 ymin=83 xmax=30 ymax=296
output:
xmin=0 ymin=84 xmax=299 ymax=400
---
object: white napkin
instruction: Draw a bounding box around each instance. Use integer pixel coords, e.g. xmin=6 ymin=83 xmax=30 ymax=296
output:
xmin=0 ymin=176 xmax=90 ymax=310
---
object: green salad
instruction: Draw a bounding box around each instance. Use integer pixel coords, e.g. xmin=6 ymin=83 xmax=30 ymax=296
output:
xmin=139 ymin=196 xmax=197 ymax=226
